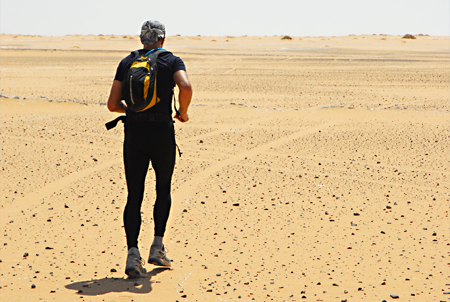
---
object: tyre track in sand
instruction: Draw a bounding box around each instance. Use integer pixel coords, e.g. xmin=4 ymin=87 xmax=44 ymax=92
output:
xmin=1 ymin=114 xmax=277 ymax=218
xmin=171 ymin=119 xmax=340 ymax=202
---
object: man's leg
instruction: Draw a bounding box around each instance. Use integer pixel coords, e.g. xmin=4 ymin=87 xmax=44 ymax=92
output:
xmin=123 ymin=140 xmax=151 ymax=249
xmin=148 ymin=122 xmax=176 ymax=266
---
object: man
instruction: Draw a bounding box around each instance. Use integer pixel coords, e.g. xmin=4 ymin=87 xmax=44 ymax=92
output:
xmin=107 ymin=20 xmax=192 ymax=277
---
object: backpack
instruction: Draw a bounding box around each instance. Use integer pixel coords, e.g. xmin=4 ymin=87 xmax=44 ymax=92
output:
xmin=121 ymin=48 xmax=170 ymax=112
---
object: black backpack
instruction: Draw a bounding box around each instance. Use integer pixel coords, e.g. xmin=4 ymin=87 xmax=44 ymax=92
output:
xmin=121 ymin=48 xmax=169 ymax=112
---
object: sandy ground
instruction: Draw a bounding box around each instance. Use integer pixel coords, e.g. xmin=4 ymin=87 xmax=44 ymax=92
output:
xmin=0 ymin=34 xmax=449 ymax=302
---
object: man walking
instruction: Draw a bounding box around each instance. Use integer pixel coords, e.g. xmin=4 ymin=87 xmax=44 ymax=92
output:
xmin=107 ymin=20 xmax=192 ymax=277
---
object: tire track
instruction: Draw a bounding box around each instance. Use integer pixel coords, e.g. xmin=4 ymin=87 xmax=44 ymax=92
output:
xmin=2 ymin=158 xmax=121 ymax=217
xmin=1 ymin=114 xmax=278 ymax=217
xmin=171 ymin=120 xmax=339 ymax=201
xmin=1 ymin=134 xmax=117 ymax=151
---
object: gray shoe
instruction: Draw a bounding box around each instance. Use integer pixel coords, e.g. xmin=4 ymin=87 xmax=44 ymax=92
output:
xmin=148 ymin=245 xmax=171 ymax=267
xmin=125 ymin=253 xmax=146 ymax=278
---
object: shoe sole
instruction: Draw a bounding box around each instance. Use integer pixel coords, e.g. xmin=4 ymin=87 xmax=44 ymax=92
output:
xmin=125 ymin=266 xmax=145 ymax=278
xmin=148 ymin=258 xmax=170 ymax=267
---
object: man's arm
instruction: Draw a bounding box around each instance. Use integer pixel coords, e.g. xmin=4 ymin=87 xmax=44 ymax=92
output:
xmin=173 ymin=70 xmax=192 ymax=122
xmin=107 ymin=80 xmax=127 ymax=113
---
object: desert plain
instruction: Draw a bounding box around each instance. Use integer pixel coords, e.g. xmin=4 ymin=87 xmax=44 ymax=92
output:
xmin=0 ymin=33 xmax=449 ymax=302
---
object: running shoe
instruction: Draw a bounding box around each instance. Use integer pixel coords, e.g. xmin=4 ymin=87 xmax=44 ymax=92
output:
xmin=125 ymin=253 xmax=146 ymax=278
xmin=148 ymin=244 xmax=171 ymax=267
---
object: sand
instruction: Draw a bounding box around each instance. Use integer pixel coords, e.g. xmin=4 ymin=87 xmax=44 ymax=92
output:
xmin=0 ymin=34 xmax=449 ymax=302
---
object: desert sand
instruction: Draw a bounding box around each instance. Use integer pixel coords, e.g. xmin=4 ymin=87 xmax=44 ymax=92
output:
xmin=0 ymin=34 xmax=449 ymax=302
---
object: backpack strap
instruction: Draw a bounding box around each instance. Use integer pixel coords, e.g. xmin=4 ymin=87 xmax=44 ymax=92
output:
xmin=131 ymin=50 xmax=140 ymax=59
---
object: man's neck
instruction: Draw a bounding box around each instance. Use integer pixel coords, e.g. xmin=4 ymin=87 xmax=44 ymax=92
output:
xmin=143 ymin=43 xmax=162 ymax=50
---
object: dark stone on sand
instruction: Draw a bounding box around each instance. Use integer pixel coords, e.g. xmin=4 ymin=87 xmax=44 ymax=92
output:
xmin=23 ymin=252 xmax=29 ymax=257
xmin=390 ymin=294 xmax=399 ymax=299
xmin=45 ymin=246 xmax=53 ymax=250
xmin=31 ymin=284 xmax=36 ymax=289
xmin=110 ymin=268 xmax=117 ymax=272
xmin=233 ymin=203 xmax=239 ymax=206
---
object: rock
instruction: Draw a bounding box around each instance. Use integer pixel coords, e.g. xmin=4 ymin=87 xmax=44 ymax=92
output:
xmin=45 ymin=247 xmax=53 ymax=250
xmin=390 ymin=294 xmax=399 ymax=299
xmin=31 ymin=284 xmax=36 ymax=289
xmin=23 ymin=252 xmax=29 ymax=257
xmin=402 ymin=34 xmax=416 ymax=39
xmin=233 ymin=203 xmax=239 ymax=206
xmin=110 ymin=268 xmax=117 ymax=272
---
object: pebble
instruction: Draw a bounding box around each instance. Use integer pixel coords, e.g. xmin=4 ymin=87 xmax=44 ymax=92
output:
xmin=390 ymin=294 xmax=399 ymax=299
xmin=110 ymin=268 xmax=117 ymax=272
xmin=23 ymin=252 xmax=29 ymax=257
xmin=31 ymin=284 xmax=36 ymax=289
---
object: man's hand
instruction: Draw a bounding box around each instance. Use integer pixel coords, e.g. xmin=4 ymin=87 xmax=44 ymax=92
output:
xmin=174 ymin=112 xmax=189 ymax=122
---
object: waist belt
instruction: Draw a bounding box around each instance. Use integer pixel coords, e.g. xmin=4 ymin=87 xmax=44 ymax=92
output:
xmin=105 ymin=114 xmax=173 ymax=130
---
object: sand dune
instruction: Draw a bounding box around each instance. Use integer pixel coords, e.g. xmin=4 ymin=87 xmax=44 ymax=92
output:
xmin=0 ymin=34 xmax=449 ymax=301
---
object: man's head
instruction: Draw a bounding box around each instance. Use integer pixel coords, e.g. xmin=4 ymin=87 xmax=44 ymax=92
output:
xmin=140 ymin=20 xmax=165 ymax=46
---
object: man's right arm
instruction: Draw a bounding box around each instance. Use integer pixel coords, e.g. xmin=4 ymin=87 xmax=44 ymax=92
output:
xmin=173 ymin=70 xmax=192 ymax=122
xmin=107 ymin=80 xmax=127 ymax=113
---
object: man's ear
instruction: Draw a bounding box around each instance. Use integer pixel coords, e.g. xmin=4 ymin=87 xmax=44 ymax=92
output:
xmin=160 ymin=37 xmax=165 ymax=47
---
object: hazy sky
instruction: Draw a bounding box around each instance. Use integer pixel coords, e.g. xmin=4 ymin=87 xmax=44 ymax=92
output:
xmin=1 ymin=0 xmax=449 ymax=37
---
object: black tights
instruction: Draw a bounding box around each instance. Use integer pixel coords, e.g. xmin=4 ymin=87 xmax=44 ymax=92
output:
xmin=123 ymin=121 xmax=175 ymax=249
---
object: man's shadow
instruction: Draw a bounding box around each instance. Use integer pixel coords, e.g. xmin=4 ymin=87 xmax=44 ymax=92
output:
xmin=65 ymin=267 xmax=170 ymax=296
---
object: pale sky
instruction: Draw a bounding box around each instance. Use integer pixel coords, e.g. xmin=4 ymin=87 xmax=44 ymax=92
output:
xmin=1 ymin=0 xmax=449 ymax=37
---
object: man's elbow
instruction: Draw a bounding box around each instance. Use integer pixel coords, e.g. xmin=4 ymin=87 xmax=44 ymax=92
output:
xmin=107 ymin=101 xmax=122 ymax=113
xmin=107 ymin=102 xmax=116 ymax=112
xmin=178 ymin=81 xmax=192 ymax=95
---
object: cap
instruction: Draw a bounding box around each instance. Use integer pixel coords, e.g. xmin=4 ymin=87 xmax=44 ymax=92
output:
xmin=140 ymin=20 xmax=165 ymax=45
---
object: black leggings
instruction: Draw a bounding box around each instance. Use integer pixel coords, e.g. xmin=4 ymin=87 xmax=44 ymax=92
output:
xmin=123 ymin=121 xmax=176 ymax=249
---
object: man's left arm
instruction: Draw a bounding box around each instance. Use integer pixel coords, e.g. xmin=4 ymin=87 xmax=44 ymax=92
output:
xmin=107 ymin=80 xmax=127 ymax=113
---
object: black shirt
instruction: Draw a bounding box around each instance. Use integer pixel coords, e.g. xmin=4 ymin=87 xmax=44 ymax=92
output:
xmin=114 ymin=49 xmax=186 ymax=116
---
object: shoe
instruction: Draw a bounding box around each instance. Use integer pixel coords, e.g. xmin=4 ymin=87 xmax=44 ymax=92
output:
xmin=125 ymin=253 xmax=146 ymax=278
xmin=148 ymin=244 xmax=171 ymax=267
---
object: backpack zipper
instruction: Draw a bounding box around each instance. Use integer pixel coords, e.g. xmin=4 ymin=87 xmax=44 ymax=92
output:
xmin=129 ymin=75 xmax=135 ymax=104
